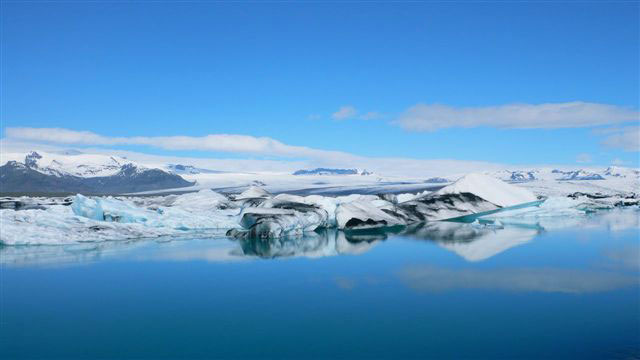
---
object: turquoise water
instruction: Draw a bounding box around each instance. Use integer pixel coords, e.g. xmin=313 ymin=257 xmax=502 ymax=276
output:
xmin=1 ymin=211 xmax=639 ymax=359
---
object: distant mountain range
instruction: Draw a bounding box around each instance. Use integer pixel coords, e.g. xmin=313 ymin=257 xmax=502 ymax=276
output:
xmin=491 ymin=167 xmax=638 ymax=183
xmin=1 ymin=150 xmax=638 ymax=194
xmin=0 ymin=151 xmax=193 ymax=194
xmin=293 ymin=168 xmax=373 ymax=176
xmin=166 ymin=164 xmax=224 ymax=175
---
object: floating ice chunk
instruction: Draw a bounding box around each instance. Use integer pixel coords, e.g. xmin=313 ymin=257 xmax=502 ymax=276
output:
xmin=72 ymin=194 xmax=154 ymax=223
xmin=299 ymin=195 xmax=342 ymax=227
xmin=235 ymin=186 xmax=272 ymax=200
xmin=71 ymin=194 xmax=103 ymax=221
xmin=336 ymin=200 xmax=405 ymax=230
xmin=0 ymin=206 xmax=169 ymax=245
xmin=399 ymin=192 xmax=500 ymax=222
xmin=230 ymin=205 xmax=327 ymax=239
xmin=1 ymin=192 xmax=241 ymax=245
xmin=397 ymin=174 xmax=541 ymax=222
xmin=169 ymin=189 xmax=232 ymax=211
xmin=435 ymin=173 xmax=538 ymax=207
xmin=396 ymin=190 xmax=430 ymax=204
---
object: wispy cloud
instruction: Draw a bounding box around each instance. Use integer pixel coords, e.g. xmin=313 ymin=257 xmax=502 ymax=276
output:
xmin=359 ymin=111 xmax=384 ymax=120
xmin=1 ymin=130 xmax=510 ymax=177
xmin=330 ymin=106 xmax=384 ymax=121
xmin=4 ymin=127 xmax=357 ymax=162
xmin=576 ymin=153 xmax=592 ymax=163
xmin=600 ymin=126 xmax=640 ymax=152
xmin=331 ymin=105 xmax=358 ymax=120
xmin=394 ymin=102 xmax=639 ymax=132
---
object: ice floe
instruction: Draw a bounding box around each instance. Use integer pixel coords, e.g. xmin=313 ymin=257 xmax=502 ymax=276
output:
xmin=1 ymin=173 xmax=638 ymax=245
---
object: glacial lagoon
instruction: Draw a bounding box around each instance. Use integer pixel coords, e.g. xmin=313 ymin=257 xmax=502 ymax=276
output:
xmin=1 ymin=209 xmax=639 ymax=359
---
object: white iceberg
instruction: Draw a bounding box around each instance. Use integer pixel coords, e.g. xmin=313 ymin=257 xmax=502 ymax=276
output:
xmin=0 ymin=190 xmax=241 ymax=245
xmin=336 ymin=200 xmax=404 ymax=230
xmin=435 ymin=173 xmax=538 ymax=207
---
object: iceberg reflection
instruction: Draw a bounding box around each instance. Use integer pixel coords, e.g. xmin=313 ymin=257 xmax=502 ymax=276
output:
xmin=237 ymin=228 xmax=386 ymax=259
xmin=2 ymin=209 xmax=636 ymax=267
xmin=398 ymin=265 xmax=639 ymax=294
xmin=401 ymin=222 xmax=542 ymax=261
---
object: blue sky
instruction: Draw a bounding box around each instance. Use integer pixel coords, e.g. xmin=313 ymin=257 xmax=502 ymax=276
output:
xmin=1 ymin=1 xmax=638 ymax=169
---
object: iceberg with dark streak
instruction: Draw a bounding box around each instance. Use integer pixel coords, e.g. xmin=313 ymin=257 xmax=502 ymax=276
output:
xmin=6 ymin=173 xmax=635 ymax=245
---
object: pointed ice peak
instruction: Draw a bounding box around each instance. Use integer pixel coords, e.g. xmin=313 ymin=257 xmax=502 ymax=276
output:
xmin=603 ymin=166 xmax=639 ymax=178
xmin=559 ymin=170 xmax=604 ymax=181
xmin=236 ymin=185 xmax=272 ymax=200
xmin=435 ymin=173 xmax=538 ymax=207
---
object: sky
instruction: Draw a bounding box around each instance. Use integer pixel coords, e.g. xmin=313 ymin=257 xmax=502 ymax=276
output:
xmin=1 ymin=1 xmax=638 ymax=173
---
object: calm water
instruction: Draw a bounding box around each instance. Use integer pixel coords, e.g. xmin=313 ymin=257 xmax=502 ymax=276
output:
xmin=1 ymin=210 xmax=639 ymax=359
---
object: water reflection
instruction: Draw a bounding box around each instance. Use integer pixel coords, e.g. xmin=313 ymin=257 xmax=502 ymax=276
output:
xmin=398 ymin=265 xmax=639 ymax=294
xmin=1 ymin=209 xmax=638 ymax=267
xmin=402 ymin=222 xmax=541 ymax=261
xmin=237 ymin=228 xmax=395 ymax=259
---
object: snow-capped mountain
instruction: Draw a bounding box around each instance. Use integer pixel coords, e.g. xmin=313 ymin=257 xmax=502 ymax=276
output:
xmin=490 ymin=170 xmax=542 ymax=182
xmin=423 ymin=177 xmax=450 ymax=183
xmin=490 ymin=167 xmax=640 ymax=183
xmin=557 ymin=170 xmax=605 ymax=181
xmin=604 ymin=166 xmax=640 ymax=178
xmin=8 ymin=151 xmax=135 ymax=178
xmin=293 ymin=168 xmax=373 ymax=176
xmin=166 ymin=164 xmax=224 ymax=175
xmin=0 ymin=151 xmax=194 ymax=194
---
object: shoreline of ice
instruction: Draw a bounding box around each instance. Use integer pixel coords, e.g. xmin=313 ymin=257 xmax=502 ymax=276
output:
xmin=1 ymin=173 xmax=638 ymax=246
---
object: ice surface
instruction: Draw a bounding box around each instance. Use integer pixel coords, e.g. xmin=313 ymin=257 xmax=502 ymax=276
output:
xmin=1 ymin=190 xmax=240 ymax=245
xmin=335 ymin=200 xmax=404 ymax=230
xmin=235 ymin=186 xmax=272 ymax=200
xmin=1 ymin=169 xmax=638 ymax=245
xmin=434 ymin=173 xmax=538 ymax=207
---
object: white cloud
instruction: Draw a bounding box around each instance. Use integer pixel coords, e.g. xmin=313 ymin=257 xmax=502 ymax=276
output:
xmin=331 ymin=105 xmax=357 ymax=120
xmin=395 ymin=102 xmax=639 ymax=132
xmin=612 ymin=158 xmax=625 ymax=166
xmin=576 ymin=153 xmax=592 ymax=163
xmin=4 ymin=127 xmax=358 ymax=163
xmin=0 ymin=133 xmax=508 ymax=177
xmin=359 ymin=111 xmax=384 ymax=120
xmin=600 ymin=126 xmax=640 ymax=152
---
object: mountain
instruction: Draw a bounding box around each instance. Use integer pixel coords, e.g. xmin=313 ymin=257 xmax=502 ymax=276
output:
xmin=509 ymin=171 xmax=538 ymax=182
xmin=423 ymin=177 xmax=450 ymax=183
xmin=558 ymin=170 xmax=605 ymax=181
xmin=293 ymin=168 xmax=372 ymax=176
xmin=491 ymin=170 xmax=540 ymax=182
xmin=166 ymin=164 xmax=224 ymax=175
xmin=604 ymin=166 xmax=640 ymax=178
xmin=0 ymin=151 xmax=193 ymax=194
xmin=490 ymin=168 xmax=640 ymax=182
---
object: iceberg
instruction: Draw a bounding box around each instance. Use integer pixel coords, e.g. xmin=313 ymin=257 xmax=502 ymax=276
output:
xmin=0 ymin=190 xmax=241 ymax=245
xmin=435 ymin=173 xmax=538 ymax=207
xmin=227 ymin=194 xmax=330 ymax=238
xmin=396 ymin=173 xmax=542 ymax=222
xmin=234 ymin=186 xmax=272 ymax=200
xmin=336 ymin=200 xmax=404 ymax=230
xmin=3 ymin=172 xmax=635 ymax=245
